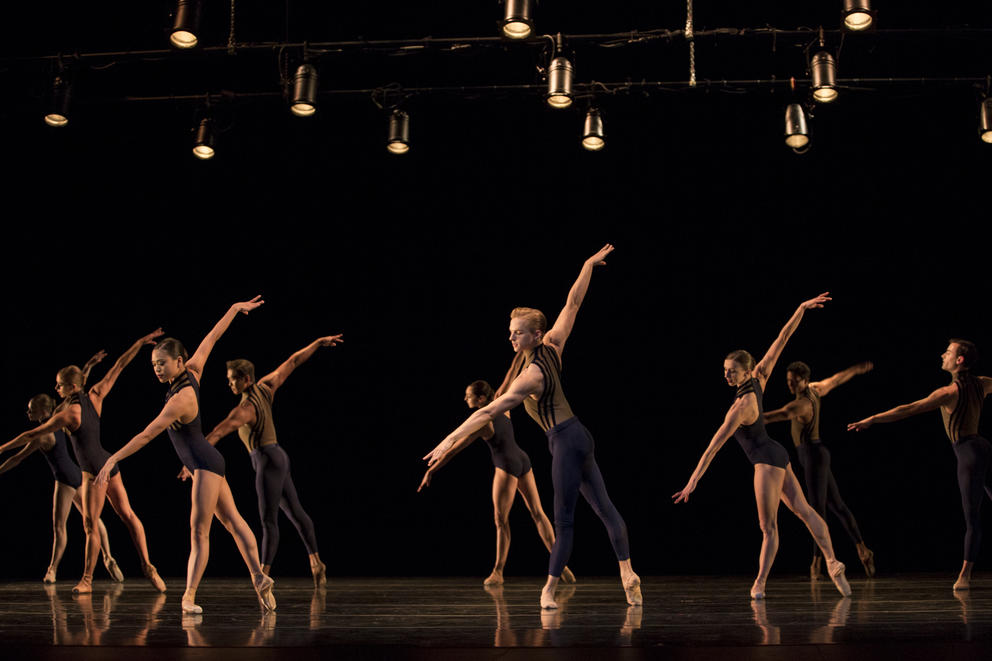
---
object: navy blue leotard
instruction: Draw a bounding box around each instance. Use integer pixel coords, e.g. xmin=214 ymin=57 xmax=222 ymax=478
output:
xmin=166 ymin=372 xmax=226 ymax=476
xmin=733 ymin=379 xmax=790 ymax=468
xmin=65 ymin=392 xmax=119 ymax=478
xmin=485 ymin=414 xmax=532 ymax=478
xmin=41 ymin=429 xmax=83 ymax=488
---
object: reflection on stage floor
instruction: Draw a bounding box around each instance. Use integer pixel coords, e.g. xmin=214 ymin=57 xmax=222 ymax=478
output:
xmin=1 ymin=574 xmax=989 ymax=659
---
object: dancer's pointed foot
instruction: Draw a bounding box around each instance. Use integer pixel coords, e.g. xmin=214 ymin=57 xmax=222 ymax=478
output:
xmin=540 ymin=585 xmax=558 ymax=610
xmin=750 ymin=580 xmax=766 ymax=600
xmin=560 ymin=566 xmax=577 ymax=584
xmin=142 ymin=563 xmax=166 ymax=593
xmin=483 ymin=569 xmax=504 ymax=586
xmin=72 ymin=576 xmax=93 ymax=594
xmin=859 ymin=547 xmax=876 ymax=578
xmin=953 ymin=575 xmax=970 ymax=591
xmin=181 ymin=595 xmax=203 ymax=615
xmin=43 ymin=567 xmax=57 ymax=584
xmin=311 ymin=561 xmax=327 ymax=588
xmin=623 ymin=574 xmax=643 ymax=607
xmin=104 ymin=556 xmax=124 ymax=583
xmin=254 ymin=573 xmax=276 ymax=611
xmin=828 ymin=560 xmax=852 ymax=597
xmin=810 ymin=555 xmax=823 ymax=580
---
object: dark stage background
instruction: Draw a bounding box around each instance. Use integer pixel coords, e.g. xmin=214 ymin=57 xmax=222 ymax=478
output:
xmin=1 ymin=3 xmax=991 ymax=582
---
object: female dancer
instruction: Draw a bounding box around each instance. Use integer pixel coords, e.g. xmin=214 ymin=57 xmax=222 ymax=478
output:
xmin=673 ymin=294 xmax=852 ymax=600
xmin=848 ymin=339 xmax=992 ymax=590
xmin=0 ymin=353 xmax=121 ymax=583
xmin=185 ymin=334 xmax=344 ymax=586
xmin=425 ymin=245 xmax=638 ymax=609
xmin=3 ymin=330 xmax=167 ymax=593
xmin=96 ymin=297 xmax=275 ymax=614
xmin=419 ymin=380 xmax=576 ymax=586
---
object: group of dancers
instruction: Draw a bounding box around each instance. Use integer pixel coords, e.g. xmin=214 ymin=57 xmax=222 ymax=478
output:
xmin=2 ymin=244 xmax=991 ymax=612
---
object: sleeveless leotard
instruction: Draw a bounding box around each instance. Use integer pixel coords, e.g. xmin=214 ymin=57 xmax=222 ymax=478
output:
xmin=484 ymin=413 xmax=531 ymax=477
xmin=41 ymin=429 xmax=83 ymax=488
xmin=733 ymin=378 xmax=789 ymax=468
xmin=65 ymin=392 xmax=119 ymax=478
xmin=165 ymin=372 xmax=226 ymax=476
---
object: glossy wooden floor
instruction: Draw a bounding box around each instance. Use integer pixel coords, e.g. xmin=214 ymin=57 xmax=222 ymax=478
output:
xmin=2 ymin=574 xmax=990 ymax=660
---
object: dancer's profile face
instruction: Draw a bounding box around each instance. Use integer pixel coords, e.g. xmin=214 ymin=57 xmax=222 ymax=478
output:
xmin=26 ymin=400 xmax=46 ymax=422
xmin=464 ymin=387 xmax=487 ymax=409
xmin=723 ymin=360 xmax=749 ymax=387
xmin=508 ymin=318 xmax=541 ymax=352
xmin=151 ymin=349 xmax=183 ymax=383
xmin=227 ymin=370 xmax=251 ymax=394
xmin=941 ymin=343 xmax=963 ymax=372
xmin=785 ymin=371 xmax=807 ymax=394
xmin=54 ymin=376 xmax=77 ymax=399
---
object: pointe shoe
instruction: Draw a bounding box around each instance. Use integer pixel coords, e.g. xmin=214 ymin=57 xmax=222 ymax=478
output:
xmin=750 ymin=583 xmax=765 ymax=600
xmin=859 ymin=548 xmax=876 ymax=578
xmin=104 ymin=556 xmax=124 ymax=583
xmin=810 ymin=555 xmax=823 ymax=580
xmin=828 ymin=561 xmax=852 ymax=597
xmin=311 ymin=561 xmax=327 ymax=588
xmin=72 ymin=576 xmax=93 ymax=594
xmin=181 ymin=598 xmax=203 ymax=614
xmin=483 ymin=570 xmax=504 ymax=587
xmin=43 ymin=568 xmax=57 ymax=584
xmin=623 ymin=574 xmax=643 ymax=607
xmin=560 ymin=566 xmax=577 ymax=584
xmin=142 ymin=563 xmax=167 ymax=593
xmin=953 ymin=576 xmax=970 ymax=591
xmin=540 ymin=587 xmax=558 ymax=610
xmin=254 ymin=574 xmax=277 ymax=611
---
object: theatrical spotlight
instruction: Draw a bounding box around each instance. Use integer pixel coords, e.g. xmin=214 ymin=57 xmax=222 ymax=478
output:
xmin=546 ymin=36 xmax=574 ymax=109
xmin=582 ymin=108 xmax=605 ymax=151
xmin=842 ymin=1 xmax=875 ymax=32
xmin=980 ymin=98 xmax=992 ymax=144
xmin=811 ymin=52 xmax=838 ymax=103
xmin=291 ymin=64 xmax=319 ymax=117
xmin=192 ymin=118 xmax=215 ymax=160
xmin=784 ymin=104 xmax=810 ymax=151
xmin=501 ymin=0 xmax=535 ymax=40
xmin=387 ymin=110 xmax=410 ymax=154
xmin=44 ymin=75 xmax=71 ymax=127
xmin=170 ymin=0 xmax=202 ymax=49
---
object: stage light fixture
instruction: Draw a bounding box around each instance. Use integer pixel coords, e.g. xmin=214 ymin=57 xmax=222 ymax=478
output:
xmin=44 ymin=75 xmax=71 ymax=127
xmin=291 ymin=64 xmax=319 ymax=117
xmin=192 ymin=118 xmax=215 ymax=160
xmin=842 ymin=1 xmax=874 ymax=32
xmin=784 ymin=104 xmax=809 ymax=150
xmin=582 ymin=108 xmax=605 ymax=151
xmin=546 ymin=36 xmax=574 ymax=110
xmin=981 ymin=98 xmax=992 ymax=144
xmin=170 ymin=0 xmax=202 ymax=49
xmin=501 ymin=0 xmax=535 ymax=40
xmin=387 ymin=110 xmax=410 ymax=154
xmin=811 ymin=51 xmax=838 ymax=103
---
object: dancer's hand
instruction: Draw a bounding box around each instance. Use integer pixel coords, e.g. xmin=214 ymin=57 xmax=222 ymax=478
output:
xmin=422 ymin=440 xmax=451 ymax=466
xmin=672 ymin=482 xmax=696 ymax=504
xmin=316 ymin=334 xmax=344 ymax=347
xmin=855 ymin=361 xmax=874 ymax=375
xmin=586 ymin=244 xmax=615 ymax=267
xmin=141 ymin=328 xmax=165 ymax=345
xmin=83 ymin=350 xmax=108 ymax=372
xmin=800 ymin=292 xmax=831 ymax=310
xmin=847 ymin=418 xmax=873 ymax=432
xmin=95 ymin=459 xmax=116 ymax=486
xmin=417 ymin=469 xmax=434 ymax=492
xmin=232 ymin=296 xmax=265 ymax=315
xmin=178 ymin=466 xmax=193 ymax=481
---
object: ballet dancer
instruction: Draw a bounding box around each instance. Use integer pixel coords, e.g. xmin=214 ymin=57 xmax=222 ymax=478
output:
xmin=182 ymin=334 xmax=343 ymax=586
xmin=425 ymin=245 xmax=639 ymax=610
xmin=848 ymin=338 xmax=992 ymax=590
xmin=0 ymin=353 xmax=121 ymax=583
xmin=3 ymin=330 xmax=168 ymax=593
xmin=764 ymin=360 xmax=876 ymax=578
xmin=673 ymin=293 xmax=852 ymax=600
xmin=96 ymin=297 xmax=275 ymax=614
xmin=419 ymin=379 xmax=576 ymax=586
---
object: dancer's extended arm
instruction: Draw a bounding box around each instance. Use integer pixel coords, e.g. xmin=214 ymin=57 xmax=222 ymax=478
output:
xmin=753 ymin=293 xmax=831 ymax=387
xmin=89 ymin=329 xmax=164 ymax=407
xmin=1 ymin=408 xmax=78 ymax=453
xmin=417 ymin=425 xmax=493 ymax=492
xmin=259 ymin=334 xmax=343 ymax=393
xmin=673 ymin=399 xmax=750 ymax=503
xmin=811 ymin=361 xmax=873 ymax=397
xmin=95 ymin=396 xmax=188 ymax=484
xmin=543 ymin=244 xmax=614 ymax=355
xmin=81 ymin=350 xmax=108 ymax=384
xmin=185 ymin=296 xmax=264 ymax=380
xmin=0 ymin=439 xmax=43 ymax=475
xmin=764 ymin=399 xmax=810 ymax=425
xmin=847 ymin=385 xmax=956 ymax=432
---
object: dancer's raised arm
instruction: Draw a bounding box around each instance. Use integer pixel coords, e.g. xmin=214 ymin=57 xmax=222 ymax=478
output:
xmin=764 ymin=361 xmax=872 ymax=424
xmin=752 ymin=293 xmax=831 ymax=387
xmin=186 ymin=296 xmax=264 ymax=379
xmin=672 ymin=398 xmax=751 ymax=503
xmin=811 ymin=361 xmax=873 ymax=397
xmin=81 ymin=351 xmax=108 ymax=384
xmin=88 ymin=329 xmax=164 ymax=407
xmin=543 ymin=244 xmax=614 ymax=355
xmin=258 ymin=334 xmax=343 ymax=393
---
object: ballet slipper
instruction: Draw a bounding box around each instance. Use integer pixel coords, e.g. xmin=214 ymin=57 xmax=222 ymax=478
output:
xmin=254 ymin=574 xmax=277 ymax=611
xmin=953 ymin=576 xmax=970 ymax=591
xmin=104 ymin=556 xmax=124 ymax=583
xmin=311 ymin=561 xmax=327 ymax=588
xmin=540 ymin=585 xmax=558 ymax=610
xmin=181 ymin=596 xmax=203 ymax=614
xmin=828 ymin=561 xmax=852 ymax=597
xmin=43 ymin=567 xmax=57 ymax=584
xmin=623 ymin=574 xmax=643 ymax=607
xmin=859 ymin=548 xmax=876 ymax=578
xmin=560 ymin=566 xmax=577 ymax=584
xmin=72 ymin=575 xmax=93 ymax=594
xmin=483 ymin=570 xmax=504 ymax=586
xmin=142 ymin=563 xmax=167 ymax=593
xmin=750 ymin=581 xmax=765 ymax=600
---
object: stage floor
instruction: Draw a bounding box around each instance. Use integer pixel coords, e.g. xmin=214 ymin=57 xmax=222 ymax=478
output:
xmin=2 ymin=574 xmax=990 ymax=660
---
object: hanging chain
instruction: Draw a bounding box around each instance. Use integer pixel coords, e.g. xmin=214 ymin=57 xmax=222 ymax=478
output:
xmin=686 ymin=0 xmax=697 ymax=87
xmin=228 ymin=0 xmax=237 ymax=54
